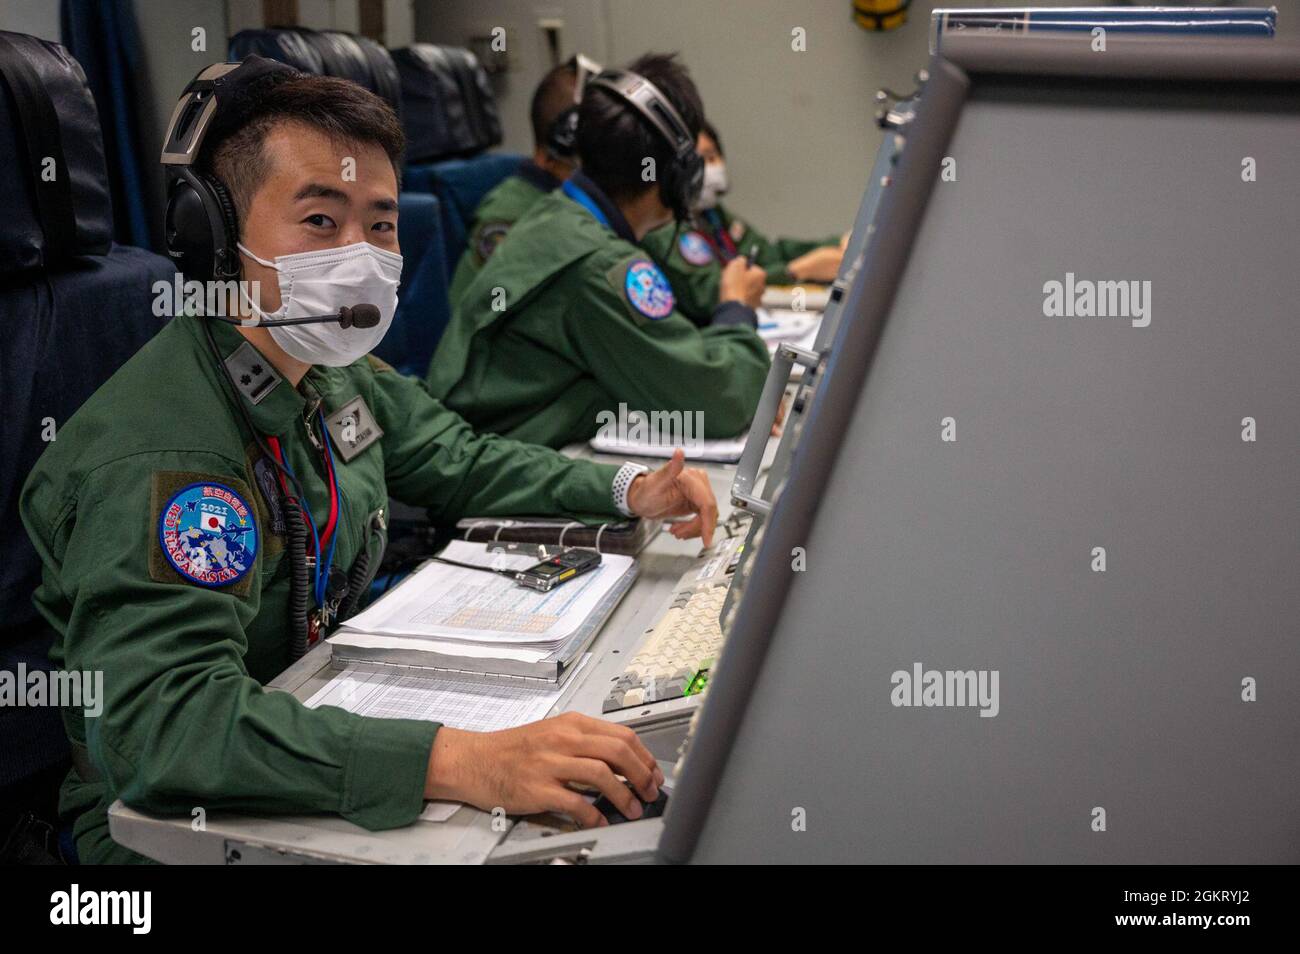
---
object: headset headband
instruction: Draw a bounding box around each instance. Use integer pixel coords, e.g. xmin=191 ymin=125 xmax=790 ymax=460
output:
xmin=160 ymin=63 xmax=240 ymax=166
xmin=587 ymin=68 xmax=694 ymax=159
xmin=159 ymin=57 xmax=297 ymax=280
xmin=161 ymin=56 xmax=298 ymax=167
xmin=573 ymin=53 xmax=603 ymax=103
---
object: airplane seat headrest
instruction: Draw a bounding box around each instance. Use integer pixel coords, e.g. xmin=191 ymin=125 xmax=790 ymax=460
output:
xmin=0 ymin=30 xmax=113 ymax=281
xmin=391 ymin=44 xmax=503 ymax=163
xmin=227 ymin=28 xmax=402 ymax=120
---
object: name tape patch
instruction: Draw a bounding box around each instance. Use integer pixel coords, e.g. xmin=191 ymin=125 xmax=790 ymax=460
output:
xmin=325 ymin=395 xmax=384 ymax=462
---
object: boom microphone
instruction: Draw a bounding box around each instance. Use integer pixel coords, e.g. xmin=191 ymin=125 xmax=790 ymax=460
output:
xmin=206 ymin=304 xmax=381 ymax=328
xmin=339 ymin=304 xmax=381 ymax=329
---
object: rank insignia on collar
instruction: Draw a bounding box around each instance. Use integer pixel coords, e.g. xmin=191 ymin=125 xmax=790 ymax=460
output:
xmin=678 ymin=230 xmax=715 ymax=266
xmin=624 ymin=259 xmax=675 ymax=320
xmin=224 ymin=341 xmax=281 ymax=406
xmin=158 ymin=482 xmax=259 ymax=587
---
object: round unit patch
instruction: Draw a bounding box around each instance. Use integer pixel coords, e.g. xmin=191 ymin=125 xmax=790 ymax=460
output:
xmin=158 ymin=482 xmax=259 ymax=587
xmin=624 ymin=260 xmax=676 ymax=320
xmin=474 ymin=221 xmax=511 ymax=264
xmin=678 ymin=230 xmax=714 ymax=266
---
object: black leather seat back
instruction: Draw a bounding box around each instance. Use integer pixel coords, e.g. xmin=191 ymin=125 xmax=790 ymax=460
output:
xmin=227 ymin=28 xmax=402 ymax=119
xmin=392 ymin=44 xmax=503 ymax=162
xmin=0 ymin=30 xmax=112 ymax=280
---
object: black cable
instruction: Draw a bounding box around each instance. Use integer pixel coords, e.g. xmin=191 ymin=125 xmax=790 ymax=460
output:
xmin=336 ymin=549 xmax=370 ymax=622
xmin=428 ymin=555 xmax=520 ymax=580
xmin=201 ymin=318 xmax=317 ymax=658
xmin=283 ymin=502 xmax=311 ymax=659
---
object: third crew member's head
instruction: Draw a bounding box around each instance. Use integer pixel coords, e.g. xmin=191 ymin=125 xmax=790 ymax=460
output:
xmin=695 ymin=120 xmax=728 ymax=210
xmin=530 ymin=58 xmax=581 ymax=179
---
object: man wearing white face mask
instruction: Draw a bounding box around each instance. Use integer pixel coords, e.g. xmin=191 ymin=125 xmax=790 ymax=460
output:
xmin=644 ymin=121 xmax=849 ymax=325
xmin=235 ymin=240 xmax=405 ymax=366
xmin=20 ymin=59 xmax=717 ymax=864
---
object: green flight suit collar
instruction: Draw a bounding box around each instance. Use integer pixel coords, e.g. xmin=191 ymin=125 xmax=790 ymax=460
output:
xmin=516 ymin=158 xmax=562 ymax=194
xmin=186 ymin=316 xmax=331 ymax=439
xmin=563 ymin=172 xmax=637 ymax=244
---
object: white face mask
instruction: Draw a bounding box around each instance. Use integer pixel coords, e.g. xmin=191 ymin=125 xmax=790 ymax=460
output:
xmin=238 ymin=241 xmax=402 ymax=367
xmin=697 ymin=162 xmax=729 ymax=210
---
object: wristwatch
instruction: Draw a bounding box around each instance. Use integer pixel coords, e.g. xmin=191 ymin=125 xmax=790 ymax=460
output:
xmin=612 ymin=461 xmax=650 ymax=516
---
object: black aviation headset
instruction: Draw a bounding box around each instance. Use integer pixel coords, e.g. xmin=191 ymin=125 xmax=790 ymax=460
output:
xmin=585 ymin=67 xmax=704 ymax=221
xmin=543 ymin=53 xmax=603 ymax=163
xmin=160 ymin=56 xmax=297 ymax=282
xmin=159 ymin=56 xmax=380 ymax=330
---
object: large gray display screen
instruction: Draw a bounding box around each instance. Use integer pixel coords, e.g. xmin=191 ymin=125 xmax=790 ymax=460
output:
xmin=664 ymin=37 xmax=1299 ymax=864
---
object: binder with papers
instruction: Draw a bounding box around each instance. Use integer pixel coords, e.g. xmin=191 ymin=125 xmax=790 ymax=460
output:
xmin=327 ymin=541 xmax=638 ymax=683
xmin=454 ymin=514 xmax=661 ymax=555
xmin=761 ymin=284 xmax=830 ymax=311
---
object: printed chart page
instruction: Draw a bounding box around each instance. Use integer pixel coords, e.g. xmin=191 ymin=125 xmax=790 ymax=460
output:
xmin=303 ymin=657 xmax=591 ymax=732
xmin=340 ymin=541 xmax=633 ymax=647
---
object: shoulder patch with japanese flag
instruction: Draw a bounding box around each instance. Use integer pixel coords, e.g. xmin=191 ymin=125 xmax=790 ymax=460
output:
xmin=150 ymin=471 xmax=259 ymax=595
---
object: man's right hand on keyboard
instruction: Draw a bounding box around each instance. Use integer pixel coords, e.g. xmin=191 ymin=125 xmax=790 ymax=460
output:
xmin=423 ymin=713 xmax=664 ymax=829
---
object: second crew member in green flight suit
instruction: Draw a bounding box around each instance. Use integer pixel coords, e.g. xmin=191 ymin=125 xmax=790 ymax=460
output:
xmin=448 ymin=58 xmax=585 ymax=306
xmin=20 ymin=59 xmax=719 ymax=863
xmin=643 ymin=120 xmax=849 ymax=325
xmin=427 ymin=54 xmax=770 ymax=450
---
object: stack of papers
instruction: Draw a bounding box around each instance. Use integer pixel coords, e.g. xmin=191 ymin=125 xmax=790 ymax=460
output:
xmin=303 ymin=657 xmax=591 ymax=732
xmin=589 ymin=429 xmax=748 ymax=463
xmin=756 ymin=307 xmax=821 ymax=354
xmin=761 ymin=284 xmax=830 ymax=312
xmin=338 ymin=541 xmax=634 ymax=656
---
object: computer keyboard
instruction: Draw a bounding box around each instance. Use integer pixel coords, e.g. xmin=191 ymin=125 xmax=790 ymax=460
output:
xmin=602 ymin=529 xmax=747 ymax=713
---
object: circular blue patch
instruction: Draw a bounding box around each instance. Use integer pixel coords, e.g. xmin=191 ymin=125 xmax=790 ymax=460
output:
xmin=624 ymin=260 xmax=675 ymax=320
xmin=678 ymin=230 xmax=714 ymax=267
xmin=158 ymin=482 xmax=259 ymax=587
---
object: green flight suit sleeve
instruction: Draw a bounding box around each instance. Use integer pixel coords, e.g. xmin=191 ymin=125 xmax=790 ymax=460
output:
xmin=366 ymin=358 xmax=623 ymax=522
xmin=772 ymin=234 xmax=839 ymax=262
xmin=449 ymin=218 xmax=515 ymax=309
xmin=20 ymin=454 xmax=437 ymax=830
xmin=641 ymin=224 xmax=720 ymax=326
xmin=728 ymin=213 xmax=840 ymax=284
xmin=564 ymin=252 xmax=770 ymax=439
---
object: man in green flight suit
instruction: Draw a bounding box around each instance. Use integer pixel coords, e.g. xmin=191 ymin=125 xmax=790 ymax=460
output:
xmin=427 ymin=54 xmax=770 ymax=450
xmin=448 ymin=57 xmax=588 ymax=306
xmin=643 ymin=120 xmax=848 ymax=325
xmin=19 ymin=59 xmax=719 ymax=864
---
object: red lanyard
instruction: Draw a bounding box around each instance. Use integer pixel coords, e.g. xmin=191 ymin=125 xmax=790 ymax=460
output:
xmin=703 ymin=210 xmax=738 ymax=260
xmin=266 ymin=426 xmax=339 ymax=554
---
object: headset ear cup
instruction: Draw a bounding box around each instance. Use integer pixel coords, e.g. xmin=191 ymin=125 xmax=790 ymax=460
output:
xmin=680 ymin=150 xmax=704 ymax=218
xmin=548 ymin=107 xmax=579 ymax=159
xmin=164 ymin=175 xmax=212 ymax=281
xmin=162 ymin=169 xmax=240 ymax=282
xmin=664 ymin=150 xmax=704 ymax=221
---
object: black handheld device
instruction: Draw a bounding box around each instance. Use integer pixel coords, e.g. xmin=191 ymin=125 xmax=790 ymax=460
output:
xmin=515 ymin=548 xmax=603 ymax=592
